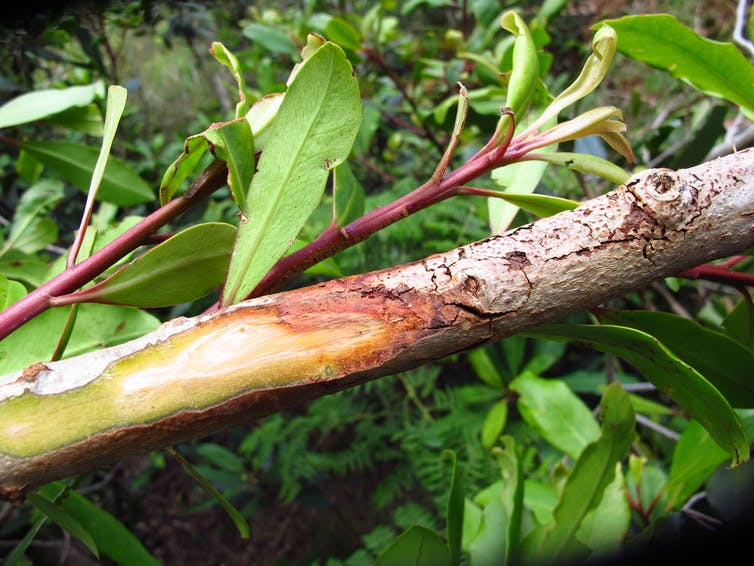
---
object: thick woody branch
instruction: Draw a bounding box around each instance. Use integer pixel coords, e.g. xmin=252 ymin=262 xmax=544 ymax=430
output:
xmin=0 ymin=150 xmax=753 ymax=500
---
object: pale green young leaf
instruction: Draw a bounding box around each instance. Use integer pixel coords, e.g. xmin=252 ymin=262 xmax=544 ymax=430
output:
xmin=511 ymin=371 xmax=600 ymax=460
xmin=524 ymin=151 xmax=630 ymax=184
xmin=605 ymin=14 xmax=754 ymax=121
xmin=500 ymin=11 xmax=539 ymax=117
xmin=80 ymin=223 xmax=236 ymax=308
xmin=20 ymin=141 xmax=152 ymax=206
xmin=203 ymin=119 xmax=255 ymax=208
xmin=485 ymin=191 xmax=579 ymax=218
xmin=481 ymin=401 xmax=508 ymax=449
xmin=222 ymin=42 xmax=362 ymax=305
xmin=210 ymin=42 xmax=250 ymax=117
xmin=245 ymin=93 xmax=284 ymax=149
xmin=495 ymin=436 xmax=524 ymax=565
xmin=159 ymin=135 xmax=209 ymax=205
xmin=69 ymin=85 xmax=127 ymax=265
xmin=530 ymin=324 xmax=750 ymax=465
xmin=524 ymin=25 xmax=617 ymax=135
xmin=0 ymin=81 xmax=105 ymax=128
xmin=242 ymin=22 xmax=299 ymax=57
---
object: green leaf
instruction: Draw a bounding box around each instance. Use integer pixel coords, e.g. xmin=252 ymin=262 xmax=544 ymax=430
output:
xmin=495 ymin=436 xmax=524 ymax=565
xmin=489 ymin=159 xmax=549 ymax=233
xmin=530 ymin=324 xmax=750 ymax=465
xmin=81 ymin=223 xmax=236 ymax=308
xmin=167 ymin=447 xmax=250 ymax=539
xmin=245 ymin=93 xmax=284 ymax=150
xmin=533 ymin=383 xmax=635 ymax=563
xmin=376 ymin=525 xmax=451 ymax=566
xmin=203 ymin=119 xmax=255 ymax=209
xmin=159 ymin=135 xmax=210 ymax=205
xmin=242 ymin=23 xmax=299 ymax=56
xmin=605 ymin=14 xmax=754 ymax=121
xmin=197 ymin=442 xmax=245 ymax=474
xmin=222 ymin=42 xmax=362 ymax=305
xmin=467 ymin=345 xmax=505 ymax=389
xmin=501 ymin=11 xmax=539 ymax=117
xmin=0 ymin=274 xmax=26 ymax=310
xmin=1 ymin=180 xmax=64 ymax=257
xmin=663 ymin=419 xmax=729 ymax=509
xmin=210 ymin=42 xmax=250 ymax=117
xmin=38 ymin=482 xmax=162 ymax=566
xmin=0 ymin=81 xmax=105 ymax=128
xmin=20 ymin=140 xmax=153 ymax=206
xmin=598 ymin=309 xmax=754 ymax=407
xmin=332 ymin=161 xmax=365 ymax=227
xmin=481 ymin=401 xmax=508 ymax=449
xmin=576 ymin=466 xmax=630 ymax=555
xmin=26 ymin=491 xmax=99 ymax=558
xmin=525 ymin=151 xmax=630 ymax=184
xmin=325 ymin=16 xmax=362 ymax=53
xmin=443 ymin=450 xmax=464 ymax=566
xmin=46 ymin=103 xmax=104 ymax=135
xmin=511 ymin=371 xmax=601 ymax=460
xmin=466 ymin=497 xmax=506 ymax=566
xmin=486 ymin=191 xmax=578 ymax=218
xmin=0 ymin=303 xmax=160 ymax=375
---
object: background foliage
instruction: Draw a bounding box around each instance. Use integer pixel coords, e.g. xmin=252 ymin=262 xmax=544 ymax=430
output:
xmin=1 ymin=1 xmax=753 ymax=564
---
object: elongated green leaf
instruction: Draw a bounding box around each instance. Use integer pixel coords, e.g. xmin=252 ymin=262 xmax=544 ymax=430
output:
xmin=81 ymin=223 xmax=235 ymax=307
xmin=27 ymin=491 xmax=99 ymax=558
xmin=530 ymin=324 xmax=750 ymax=464
xmin=222 ymin=42 xmax=362 ymax=305
xmin=525 ymin=151 xmax=630 ymax=184
xmin=598 ymin=309 xmax=754 ymax=407
xmin=242 ymin=23 xmax=299 ymax=56
xmin=167 ymin=447 xmax=250 ymax=539
xmin=245 ymin=93 xmax=284 ymax=149
xmin=443 ymin=450 xmax=464 ymax=566
xmin=534 ymin=383 xmax=635 ymax=563
xmin=159 ymin=135 xmax=209 ymax=204
xmin=486 ymin=191 xmax=578 ymax=218
xmin=332 ymin=161 xmax=365 ymax=227
xmin=663 ymin=419 xmax=729 ymax=509
xmin=20 ymin=141 xmax=152 ymax=206
xmin=605 ymin=14 xmax=754 ymax=121
xmin=46 ymin=103 xmax=104 ymax=135
xmin=5 ymin=513 xmax=47 ymax=566
xmin=70 ymin=85 xmax=127 ymax=265
xmin=210 ymin=42 xmax=249 ymax=117
xmin=511 ymin=371 xmax=600 ymax=460
xmin=0 ymin=81 xmax=105 ymax=128
xmin=481 ymin=401 xmax=508 ymax=449
xmin=376 ymin=525 xmax=451 ymax=566
xmin=37 ymin=483 xmax=162 ymax=566
xmin=203 ymin=119 xmax=255 ymax=208
xmin=489 ymin=159 xmax=549 ymax=233
xmin=496 ymin=436 xmax=524 ymax=565
xmin=501 ymin=11 xmax=539 ymax=117
xmin=576 ymin=466 xmax=630 ymax=555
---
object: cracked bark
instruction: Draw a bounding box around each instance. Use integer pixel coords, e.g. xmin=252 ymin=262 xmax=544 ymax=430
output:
xmin=1 ymin=150 xmax=753 ymax=500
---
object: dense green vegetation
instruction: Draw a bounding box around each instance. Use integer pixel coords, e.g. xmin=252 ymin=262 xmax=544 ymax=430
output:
xmin=1 ymin=1 xmax=754 ymax=564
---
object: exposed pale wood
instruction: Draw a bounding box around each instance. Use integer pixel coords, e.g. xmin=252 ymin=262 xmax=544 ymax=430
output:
xmin=1 ymin=150 xmax=753 ymax=500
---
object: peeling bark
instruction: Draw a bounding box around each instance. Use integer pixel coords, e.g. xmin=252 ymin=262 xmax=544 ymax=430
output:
xmin=1 ymin=150 xmax=753 ymax=500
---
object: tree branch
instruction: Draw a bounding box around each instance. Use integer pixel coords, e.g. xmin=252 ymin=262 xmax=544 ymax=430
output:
xmin=0 ymin=150 xmax=752 ymax=500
